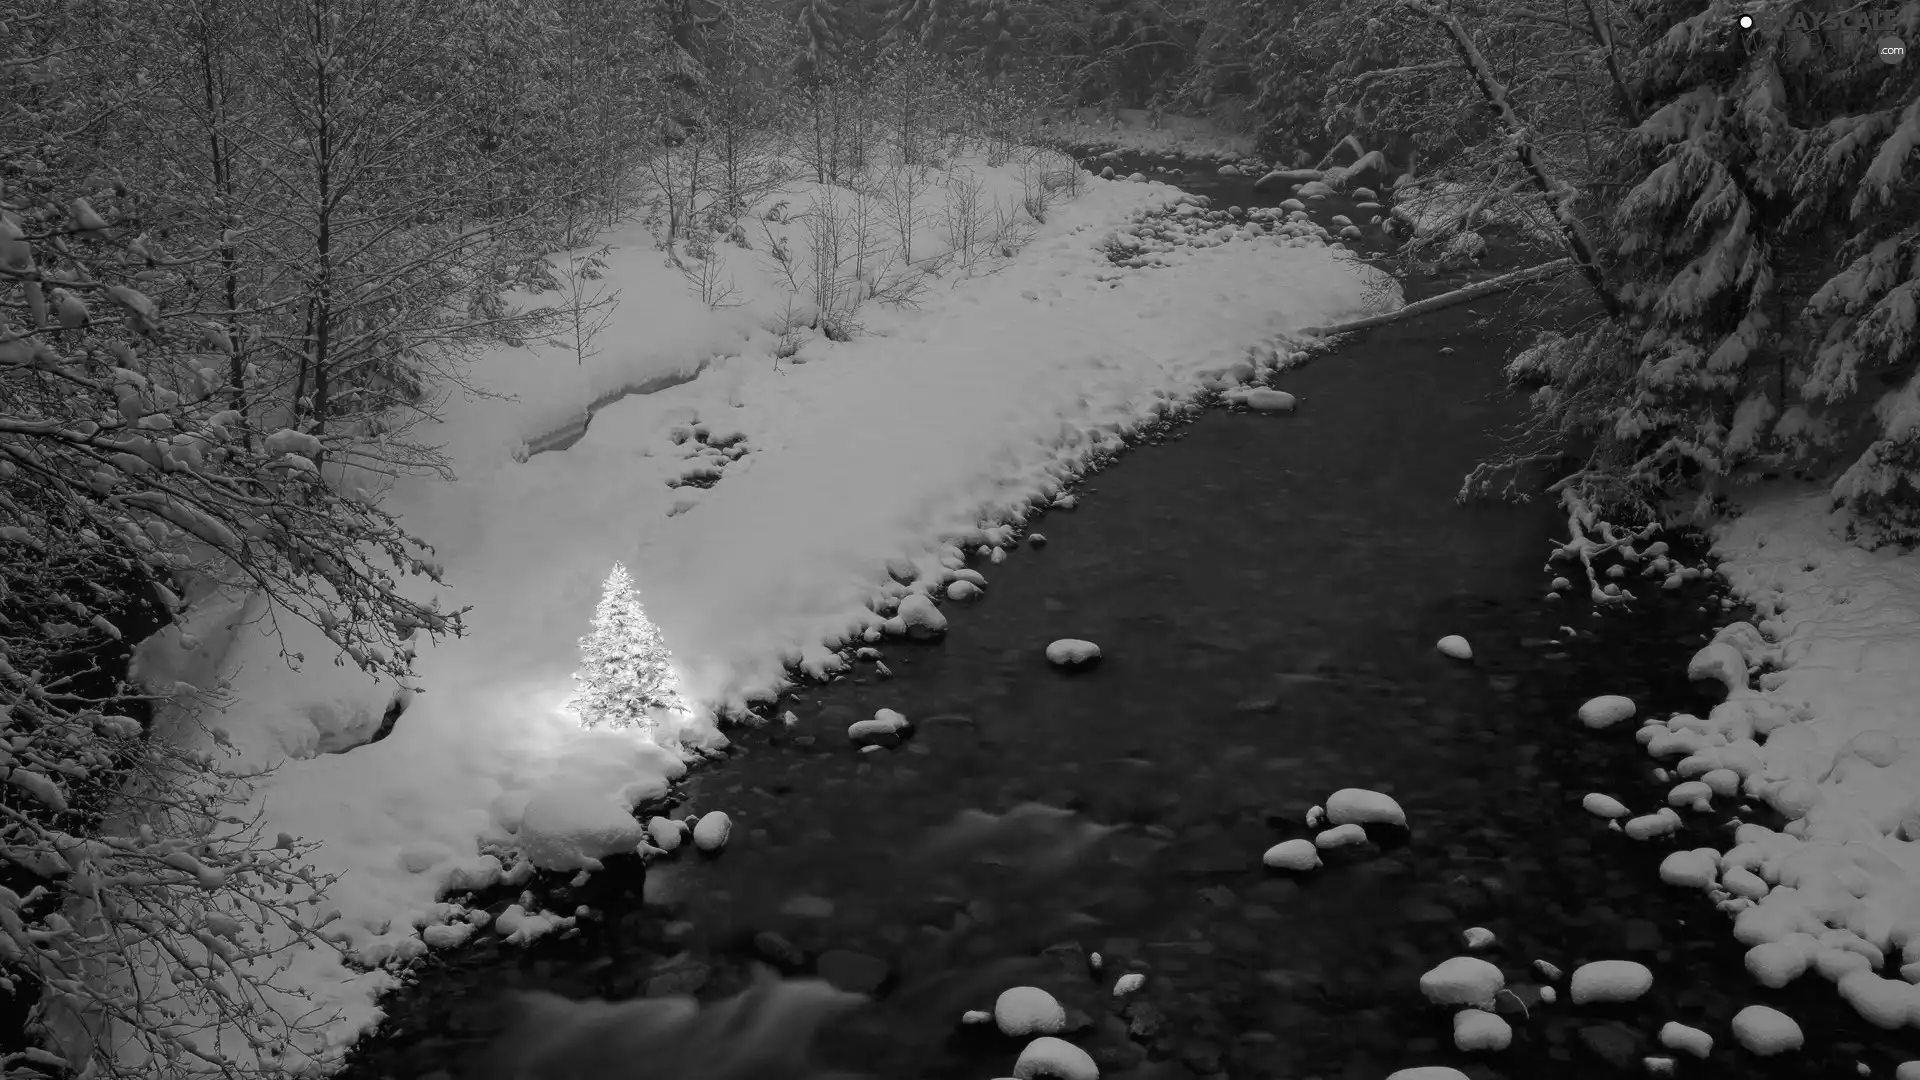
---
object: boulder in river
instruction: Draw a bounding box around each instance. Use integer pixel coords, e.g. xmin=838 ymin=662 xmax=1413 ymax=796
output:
xmin=848 ymin=707 xmax=911 ymax=747
xmin=1045 ymin=638 xmax=1102 ymax=668
xmin=1420 ymin=956 xmax=1504 ymax=1006
xmin=1578 ymin=694 xmax=1636 ymax=728
xmin=1325 ymin=787 xmax=1406 ymax=828
xmin=1436 ymin=634 xmax=1472 ymax=660
xmin=1013 ymin=1036 xmax=1099 ymax=1080
xmin=1262 ymin=839 xmax=1320 ymax=871
xmin=1242 ymin=388 xmax=1297 ymax=413
xmin=995 ymin=986 xmax=1067 ymax=1036
xmin=692 ymin=810 xmax=732 ymax=852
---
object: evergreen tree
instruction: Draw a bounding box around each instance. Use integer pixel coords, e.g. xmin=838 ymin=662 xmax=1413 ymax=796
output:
xmin=573 ymin=562 xmax=685 ymax=731
xmin=794 ymin=0 xmax=847 ymax=82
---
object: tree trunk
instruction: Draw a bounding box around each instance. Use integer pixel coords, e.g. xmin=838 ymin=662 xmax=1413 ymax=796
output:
xmin=1301 ymin=258 xmax=1574 ymax=337
xmin=1399 ymin=0 xmax=1622 ymax=317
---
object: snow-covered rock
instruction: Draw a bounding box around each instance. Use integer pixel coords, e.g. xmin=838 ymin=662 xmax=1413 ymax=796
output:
xmin=1419 ymin=957 xmax=1504 ymax=1006
xmin=1453 ymin=1008 xmax=1512 ymax=1051
xmin=1745 ymin=940 xmax=1812 ymax=987
xmin=1569 ymin=960 xmax=1652 ymax=1005
xmin=994 ymin=986 xmax=1067 ymax=1037
xmin=1731 ymin=1005 xmax=1802 ymax=1055
xmin=1297 ymin=180 xmax=1334 ymax=199
xmin=1838 ymin=971 xmax=1918 ymax=1029
xmin=646 ymin=815 xmax=685 ymax=853
xmin=1578 ymin=695 xmax=1636 ymax=728
xmin=962 ymin=1009 xmax=992 ymax=1024
xmin=1112 ymin=972 xmax=1145 ymax=997
xmin=896 ymin=593 xmax=948 ymax=639
xmin=1534 ymin=959 xmax=1563 ymax=981
xmin=1386 ymin=1068 xmax=1471 ymax=1080
xmin=1667 ymin=780 xmax=1713 ymax=811
xmin=692 ymin=810 xmax=732 ymax=852
xmin=1624 ymin=809 xmax=1681 ymax=840
xmin=1436 ymin=635 xmax=1472 ymax=660
xmin=1659 ymin=848 xmax=1718 ymax=888
xmin=1045 ymin=638 xmax=1102 ymax=667
xmin=947 ymin=580 xmax=982 ymax=601
xmin=849 ymin=707 xmax=911 ymax=746
xmin=1262 ymin=839 xmax=1321 ymax=871
xmin=1243 ymin=388 xmax=1297 ymax=412
xmin=1462 ymin=927 xmax=1496 ymax=950
xmin=1314 ymin=823 xmax=1369 ymax=849
xmin=1012 ymin=1035 xmax=1099 ymax=1080
xmin=1658 ymin=1022 xmax=1712 ymax=1058
xmin=1326 ymin=788 xmax=1406 ymax=828
xmin=1582 ymin=793 xmax=1630 ymax=819
xmin=517 ymin=788 xmax=650 ymax=872
xmin=1687 ymin=641 xmax=1746 ymax=691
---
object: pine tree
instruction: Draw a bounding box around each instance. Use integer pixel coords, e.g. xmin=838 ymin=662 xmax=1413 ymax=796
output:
xmin=573 ymin=562 xmax=685 ymax=731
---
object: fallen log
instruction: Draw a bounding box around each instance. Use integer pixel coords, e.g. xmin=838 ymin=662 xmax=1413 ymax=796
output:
xmin=1299 ymin=258 xmax=1573 ymax=338
xmin=1252 ymin=168 xmax=1325 ymax=191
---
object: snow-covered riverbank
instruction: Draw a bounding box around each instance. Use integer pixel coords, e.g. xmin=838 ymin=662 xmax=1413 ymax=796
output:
xmin=138 ymin=152 xmax=1382 ymax=1068
xmin=1638 ymin=491 xmax=1920 ymax=1042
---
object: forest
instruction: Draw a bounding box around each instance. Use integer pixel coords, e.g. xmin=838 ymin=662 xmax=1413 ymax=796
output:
xmin=1 ymin=0 xmax=1917 ymax=1074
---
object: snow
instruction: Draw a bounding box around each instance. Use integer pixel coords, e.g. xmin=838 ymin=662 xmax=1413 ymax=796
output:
xmin=1731 ymin=1004 xmax=1803 ymax=1055
xmin=1111 ymin=973 xmax=1145 ymax=997
xmin=1659 ymin=1021 xmax=1713 ymax=1058
xmin=127 ymin=147 xmax=1381 ymax=1068
xmin=1568 ymin=960 xmax=1654 ymax=1005
xmin=1011 ymin=1035 xmax=1100 ymax=1080
xmin=1436 ymin=634 xmax=1473 ymax=660
xmin=1262 ymin=839 xmax=1321 ymax=871
xmin=1386 ymin=1068 xmax=1470 ymax=1080
xmin=1419 ymin=957 xmax=1504 ymax=1006
xmin=994 ymin=986 xmax=1067 ymax=1037
xmin=1045 ymin=638 xmax=1103 ymax=667
xmin=1325 ymin=787 xmax=1407 ymax=828
xmin=1452 ymin=1008 xmax=1512 ymax=1051
xmin=896 ymin=593 xmax=949 ymax=640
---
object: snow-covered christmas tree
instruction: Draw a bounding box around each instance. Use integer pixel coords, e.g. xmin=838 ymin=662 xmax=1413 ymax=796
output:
xmin=572 ymin=562 xmax=685 ymax=731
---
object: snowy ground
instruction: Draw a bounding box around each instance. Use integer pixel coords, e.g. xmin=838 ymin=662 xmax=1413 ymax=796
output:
xmin=1641 ymin=491 xmax=1920 ymax=1039
xmin=135 ymin=149 xmax=1384 ymax=1068
xmin=1469 ymin=485 xmax=1920 ymax=1070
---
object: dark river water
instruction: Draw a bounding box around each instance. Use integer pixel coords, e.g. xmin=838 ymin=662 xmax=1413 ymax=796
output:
xmin=337 ymin=159 xmax=1917 ymax=1080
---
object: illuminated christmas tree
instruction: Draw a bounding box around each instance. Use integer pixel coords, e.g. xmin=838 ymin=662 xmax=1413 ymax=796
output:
xmin=573 ymin=562 xmax=684 ymax=730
